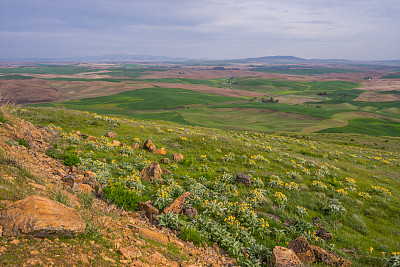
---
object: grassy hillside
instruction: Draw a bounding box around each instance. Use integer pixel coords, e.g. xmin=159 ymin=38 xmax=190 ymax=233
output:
xmin=14 ymin=107 xmax=400 ymax=266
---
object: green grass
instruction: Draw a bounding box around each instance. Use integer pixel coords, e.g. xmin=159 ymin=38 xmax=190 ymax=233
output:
xmin=30 ymin=87 xmax=239 ymax=111
xmin=235 ymin=79 xmax=362 ymax=101
xmin=251 ymin=66 xmax=360 ymax=76
xmin=14 ymin=107 xmax=400 ymax=266
xmin=379 ymin=73 xmax=400 ymax=79
xmin=0 ymin=66 xmax=103 ymax=75
xmin=317 ymin=118 xmax=400 ymax=137
xmin=0 ymin=74 xmax=36 ymax=80
xmin=135 ymin=78 xmax=219 ymax=87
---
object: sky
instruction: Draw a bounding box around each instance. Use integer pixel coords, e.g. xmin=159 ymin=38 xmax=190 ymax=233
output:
xmin=0 ymin=0 xmax=399 ymax=60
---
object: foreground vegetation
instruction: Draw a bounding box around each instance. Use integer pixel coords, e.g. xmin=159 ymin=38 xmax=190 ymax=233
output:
xmin=13 ymin=107 xmax=400 ymax=266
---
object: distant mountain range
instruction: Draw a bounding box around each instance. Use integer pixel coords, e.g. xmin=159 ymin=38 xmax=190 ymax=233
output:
xmin=1 ymin=54 xmax=399 ymax=66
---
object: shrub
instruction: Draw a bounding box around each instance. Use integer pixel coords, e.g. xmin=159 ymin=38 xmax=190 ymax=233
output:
xmin=62 ymin=151 xmax=80 ymax=166
xmin=17 ymin=138 xmax=30 ymax=149
xmin=0 ymin=113 xmax=5 ymax=123
xmin=45 ymin=147 xmax=62 ymax=159
xmin=102 ymin=182 xmax=149 ymax=211
xmin=178 ymin=223 xmax=206 ymax=245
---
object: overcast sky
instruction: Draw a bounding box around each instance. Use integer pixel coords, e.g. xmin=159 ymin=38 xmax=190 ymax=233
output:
xmin=1 ymin=0 xmax=399 ymax=60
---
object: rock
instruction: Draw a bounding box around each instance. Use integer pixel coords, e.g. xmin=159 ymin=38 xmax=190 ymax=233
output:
xmin=163 ymin=192 xmax=191 ymax=214
xmin=132 ymin=143 xmax=140 ymax=149
xmin=311 ymin=245 xmax=352 ymax=266
xmin=263 ymin=213 xmax=281 ymax=222
xmin=172 ymin=153 xmax=184 ymax=163
xmin=61 ymin=174 xmax=78 ymax=188
xmin=72 ymin=183 xmax=94 ymax=193
xmin=154 ymin=148 xmax=167 ymax=155
xmin=105 ymin=131 xmax=117 ymax=138
xmin=316 ymin=229 xmax=333 ymax=242
xmin=131 ymin=260 xmax=150 ymax=267
xmin=183 ymin=206 xmax=199 ymax=219
xmin=85 ymin=135 xmax=97 ymax=142
xmin=140 ymin=161 xmax=163 ymax=182
xmin=84 ymin=170 xmax=96 ymax=178
xmin=119 ymin=245 xmax=142 ymax=259
xmin=236 ymin=173 xmax=251 ymax=186
xmin=0 ymin=195 xmax=86 ymax=237
xmin=0 ymin=226 xmax=2 ymax=236
xmin=10 ymin=239 xmax=20 ymax=245
xmin=160 ymin=158 xmax=170 ymax=164
xmin=148 ymin=252 xmax=169 ymax=266
xmin=128 ymin=225 xmax=169 ymax=245
xmin=54 ymin=168 xmax=66 ymax=177
xmin=138 ymin=201 xmax=159 ymax=223
xmin=143 ymin=139 xmax=156 ymax=152
xmin=82 ymin=176 xmax=100 ymax=189
xmin=288 ymin=236 xmax=315 ymax=264
xmin=272 ymin=246 xmax=304 ymax=267
xmin=112 ymin=140 xmax=121 ymax=146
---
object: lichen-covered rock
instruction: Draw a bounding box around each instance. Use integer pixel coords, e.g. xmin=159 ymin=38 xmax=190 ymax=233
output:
xmin=131 ymin=143 xmax=140 ymax=149
xmin=163 ymin=192 xmax=191 ymax=214
xmin=311 ymin=245 xmax=352 ymax=266
xmin=288 ymin=236 xmax=315 ymax=264
xmin=0 ymin=195 xmax=86 ymax=237
xmin=272 ymin=246 xmax=303 ymax=267
xmin=236 ymin=173 xmax=251 ymax=186
xmin=105 ymin=131 xmax=117 ymax=138
xmin=316 ymin=229 xmax=333 ymax=242
xmin=154 ymin=148 xmax=167 ymax=155
xmin=183 ymin=206 xmax=199 ymax=219
xmin=138 ymin=201 xmax=159 ymax=223
xmin=140 ymin=161 xmax=163 ymax=182
xmin=143 ymin=139 xmax=156 ymax=152
xmin=172 ymin=153 xmax=184 ymax=162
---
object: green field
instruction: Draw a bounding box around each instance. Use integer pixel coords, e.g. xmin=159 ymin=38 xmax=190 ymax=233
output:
xmin=0 ymin=74 xmax=36 ymax=80
xmin=32 ymin=87 xmax=238 ymax=111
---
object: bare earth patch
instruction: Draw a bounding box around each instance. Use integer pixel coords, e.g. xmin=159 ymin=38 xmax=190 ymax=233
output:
xmin=360 ymin=79 xmax=400 ymax=91
xmin=355 ymin=91 xmax=400 ymax=102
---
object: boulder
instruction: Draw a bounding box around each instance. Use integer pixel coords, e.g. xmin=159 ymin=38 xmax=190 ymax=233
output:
xmin=62 ymin=174 xmax=79 ymax=188
xmin=172 ymin=153 xmax=184 ymax=163
xmin=131 ymin=143 xmax=140 ymax=149
xmin=311 ymin=245 xmax=352 ymax=266
xmin=154 ymin=148 xmax=167 ymax=155
xmin=119 ymin=245 xmax=142 ymax=260
xmin=272 ymin=246 xmax=303 ymax=267
xmin=236 ymin=173 xmax=251 ymax=186
xmin=105 ymin=131 xmax=117 ymax=138
xmin=0 ymin=195 xmax=86 ymax=237
xmin=112 ymin=140 xmax=121 ymax=146
xmin=138 ymin=201 xmax=159 ymax=223
xmin=288 ymin=236 xmax=315 ymax=264
xmin=85 ymin=136 xmax=97 ymax=142
xmin=143 ymin=139 xmax=156 ymax=152
xmin=160 ymin=158 xmax=170 ymax=164
xmin=140 ymin=162 xmax=163 ymax=182
xmin=316 ymin=229 xmax=333 ymax=242
xmin=162 ymin=192 xmax=191 ymax=214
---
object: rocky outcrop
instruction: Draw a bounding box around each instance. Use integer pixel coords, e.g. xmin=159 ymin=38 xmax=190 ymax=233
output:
xmin=163 ymin=192 xmax=191 ymax=214
xmin=272 ymin=246 xmax=303 ymax=267
xmin=143 ymin=139 xmax=156 ymax=152
xmin=0 ymin=195 xmax=86 ymax=237
xmin=288 ymin=236 xmax=315 ymax=264
xmin=154 ymin=148 xmax=167 ymax=155
xmin=316 ymin=229 xmax=333 ymax=242
xmin=138 ymin=201 xmax=159 ymax=223
xmin=236 ymin=173 xmax=251 ymax=186
xmin=105 ymin=131 xmax=117 ymax=138
xmin=172 ymin=153 xmax=184 ymax=163
xmin=311 ymin=245 xmax=352 ymax=266
xmin=140 ymin=161 xmax=163 ymax=182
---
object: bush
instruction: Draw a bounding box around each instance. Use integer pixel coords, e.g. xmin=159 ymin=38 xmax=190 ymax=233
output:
xmin=17 ymin=138 xmax=30 ymax=149
xmin=62 ymin=151 xmax=80 ymax=166
xmin=0 ymin=113 xmax=5 ymax=123
xmin=178 ymin=224 xmax=207 ymax=245
xmin=102 ymin=182 xmax=149 ymax=211
xmin=45 ymin=147 xmax=62 ymax=159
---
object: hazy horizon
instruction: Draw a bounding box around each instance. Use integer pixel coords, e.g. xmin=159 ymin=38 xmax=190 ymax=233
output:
xmin=1 ymin=0 xmax=399 ymax=61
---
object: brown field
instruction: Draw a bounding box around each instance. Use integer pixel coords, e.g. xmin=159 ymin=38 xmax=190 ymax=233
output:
xmin=355 ymin=91 xmax=400 ymax=102
xmin=360 ymin=79 xmax=400 ymax=91
xmin=0 ymin=79 xmax=61 ymax=104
